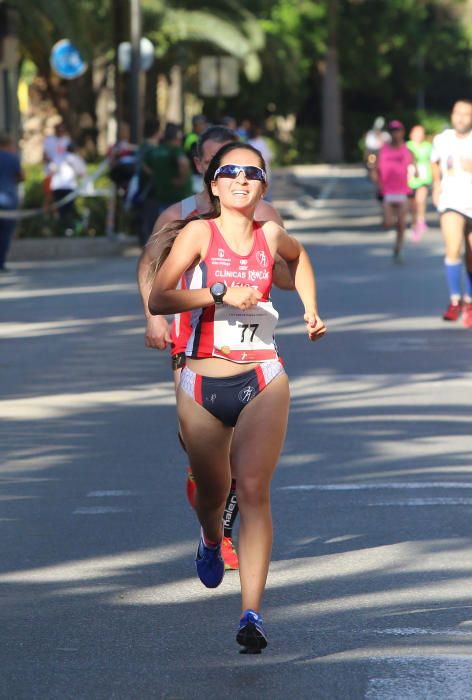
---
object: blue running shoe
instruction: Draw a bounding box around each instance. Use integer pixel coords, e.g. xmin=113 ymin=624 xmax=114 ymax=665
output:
xmin=195 ymin=536 xmax=225 ymax=588
xmin=236 ymin=609 xmax=268 ymax=652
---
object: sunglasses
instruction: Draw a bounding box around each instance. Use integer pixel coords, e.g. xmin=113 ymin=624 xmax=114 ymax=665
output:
xmin=213 ymin=164 xmax=267 ymax=182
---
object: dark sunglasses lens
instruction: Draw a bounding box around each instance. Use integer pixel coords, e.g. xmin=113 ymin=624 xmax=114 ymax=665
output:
xmin=244 ymin=166 xmax=264 ymax=181
xmin=217 ymin=165 xmax=239 ymax=178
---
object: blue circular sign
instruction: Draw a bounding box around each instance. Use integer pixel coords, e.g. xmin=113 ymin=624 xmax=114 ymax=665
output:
xmin=50 ymin=40 xmax=87 ymax=80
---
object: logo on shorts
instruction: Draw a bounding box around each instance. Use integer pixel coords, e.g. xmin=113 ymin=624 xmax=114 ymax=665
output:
xmin=256 ymin=250 xmax=268 ymax=267
xmin=238 ymin=386 xmax=256 ymax=404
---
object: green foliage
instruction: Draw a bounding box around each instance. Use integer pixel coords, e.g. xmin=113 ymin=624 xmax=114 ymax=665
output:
xmin=272 ymin=127 xmax=321 ymax=166
xmin=15 ymin=0 xmax=472 ymax=172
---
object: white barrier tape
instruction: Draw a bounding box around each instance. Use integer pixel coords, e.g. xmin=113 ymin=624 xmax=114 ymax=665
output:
xmin=0 ymin=158 xmax=113 ymax=221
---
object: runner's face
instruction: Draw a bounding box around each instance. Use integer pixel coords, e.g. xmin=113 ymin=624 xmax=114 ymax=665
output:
xmin=390 ymin=128 xmax=404 ymax=145
xmin=451 ymin=102 xmax=472 ymax=134
xmin=194 ymin=139 xmax=232 ymax=175
xmin=211 ymin=148 xmax=266 ymax=210
xmin=409 ymin=126 xmax=425 ymax=143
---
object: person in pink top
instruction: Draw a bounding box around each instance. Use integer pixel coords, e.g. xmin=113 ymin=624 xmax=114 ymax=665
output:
xmin=372 ymin=120 xmax=414 ymax=263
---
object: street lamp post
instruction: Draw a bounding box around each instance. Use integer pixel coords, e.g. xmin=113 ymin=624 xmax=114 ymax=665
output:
xmin=0 ymin=2 xmax=19 ymax=139
xmin=129 ymin=0 xmax=142 ymax=144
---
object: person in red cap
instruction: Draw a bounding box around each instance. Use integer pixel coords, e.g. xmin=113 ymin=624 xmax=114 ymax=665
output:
xmin=372 ymin=120 xmax=414 ymax=263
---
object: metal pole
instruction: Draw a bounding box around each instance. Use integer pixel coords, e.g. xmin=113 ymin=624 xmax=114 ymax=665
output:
xmin=416 ymin=53 xmax=425 ymax=112
xmin=179 ymin=44 xmax=186 ymax=129
xmin=130 ymin=0 xmax=141 ymax=144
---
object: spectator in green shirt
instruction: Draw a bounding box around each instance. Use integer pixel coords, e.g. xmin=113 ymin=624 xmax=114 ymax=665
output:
xmin=141 ymin=123 xmax=192 ymax=244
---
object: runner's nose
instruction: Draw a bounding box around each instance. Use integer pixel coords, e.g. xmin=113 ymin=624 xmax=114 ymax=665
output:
xmin=235 ymin=169 xmax=248 ymax=182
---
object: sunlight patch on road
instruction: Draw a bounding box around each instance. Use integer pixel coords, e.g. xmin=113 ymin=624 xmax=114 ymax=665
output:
xmin=0 ymin=315 xmax=140 ymax=339
xmin=105 ymin=539 xmax=472 ymax=608
xmin=0 ymin=383 xmax=176 ymax=420
xmin=0 ymin=283 xmax=137 ymax=301
xmin=0 ymin=543 xmax=195 ymax=584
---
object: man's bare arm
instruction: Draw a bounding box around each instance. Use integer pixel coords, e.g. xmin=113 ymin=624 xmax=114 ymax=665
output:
xmin=431 ymin=161 xmax=441 ymax=208
xmin=136 ymin=204 xmax=181 ymax=349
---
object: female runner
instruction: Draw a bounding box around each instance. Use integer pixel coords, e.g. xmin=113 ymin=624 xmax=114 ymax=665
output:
xmin=148 ymin=142 xmax=326 ymax=652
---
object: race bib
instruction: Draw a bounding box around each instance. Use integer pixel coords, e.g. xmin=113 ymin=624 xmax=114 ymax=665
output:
xmin=213 ymin=301 xmax=279 ymax=362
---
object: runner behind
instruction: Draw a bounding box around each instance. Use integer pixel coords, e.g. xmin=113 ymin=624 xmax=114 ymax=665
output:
xmin=407 ymin=124 xmax=432 ymax=241
xmin=431 ymin=99 xmax=472 ymax=327
xmin=372 ymin=120 xmax=413 ymax=263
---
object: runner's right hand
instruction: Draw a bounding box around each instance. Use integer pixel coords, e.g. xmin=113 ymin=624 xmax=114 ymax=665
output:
xmin=224 ymin=286 xmax=262 ymax=310
xmin=145 ymin=315 xmax=171 ymax=349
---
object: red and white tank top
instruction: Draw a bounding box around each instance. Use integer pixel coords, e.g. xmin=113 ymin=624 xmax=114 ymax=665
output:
xmin=185 ymin=219 xmax=279 ymax=363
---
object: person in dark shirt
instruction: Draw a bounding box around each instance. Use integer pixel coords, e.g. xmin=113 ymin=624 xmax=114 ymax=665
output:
xmin=140 ymin=123 xmax=192 ymax=244
xmin=0 ymin=132 xmax=24 ymax=272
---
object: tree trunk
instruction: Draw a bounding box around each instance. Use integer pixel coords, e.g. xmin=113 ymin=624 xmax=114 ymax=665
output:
xmin=321 ymin=0 xmax=343 ymax=163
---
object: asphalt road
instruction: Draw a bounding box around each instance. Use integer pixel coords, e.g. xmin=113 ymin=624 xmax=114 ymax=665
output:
xmin=1 ymin=166 xmax=472 ymax=700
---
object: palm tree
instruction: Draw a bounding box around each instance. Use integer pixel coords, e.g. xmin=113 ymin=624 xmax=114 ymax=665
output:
xmin=16 ymin=0 xmax=265 ymax=145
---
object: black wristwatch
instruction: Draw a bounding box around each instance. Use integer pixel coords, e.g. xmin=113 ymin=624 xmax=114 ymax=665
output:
xmin=210 ymin=281 xmax=227 ymax=305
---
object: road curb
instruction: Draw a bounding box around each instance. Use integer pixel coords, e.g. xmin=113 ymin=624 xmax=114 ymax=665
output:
xmin=8 ymin=235 xmax=140 ymax=261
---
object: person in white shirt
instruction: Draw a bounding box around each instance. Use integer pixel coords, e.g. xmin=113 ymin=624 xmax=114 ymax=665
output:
xmin=43 ymin=123 xmax=71 ymax=165
xmin=431 ymin=100 xmax=472 ymax=327
xmin=47 ymin=143 xmax=87 ymax=228
xmin=364 ymin=116 xmax=392 ymax=194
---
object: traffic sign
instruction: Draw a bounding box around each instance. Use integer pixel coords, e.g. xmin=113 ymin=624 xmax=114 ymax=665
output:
xmin=50 ymin=40 xmax=87 ymax=80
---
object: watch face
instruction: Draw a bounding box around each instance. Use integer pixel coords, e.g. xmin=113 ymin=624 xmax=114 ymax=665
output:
xmin=211 ymin=282 xmax=226 ymax=295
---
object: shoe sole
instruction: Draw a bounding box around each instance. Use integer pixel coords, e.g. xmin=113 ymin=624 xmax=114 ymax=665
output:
xmin=236 ymin=622 xmax=268 ymax=651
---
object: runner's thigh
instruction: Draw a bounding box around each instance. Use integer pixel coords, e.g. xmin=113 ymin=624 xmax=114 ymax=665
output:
xmin=230 ymin=374 xmax=290 ymax=487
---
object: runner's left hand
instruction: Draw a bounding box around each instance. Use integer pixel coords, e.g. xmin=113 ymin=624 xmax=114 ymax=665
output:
xmin=304 ymin=313 xmax=327 ymax=342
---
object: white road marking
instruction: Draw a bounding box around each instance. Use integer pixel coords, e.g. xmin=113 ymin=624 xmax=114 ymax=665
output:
xmin=87 ymin=490 xmax=137 ymax=497
xmin=368 ymin=498 xmax=472 ymax=507
xmin=73 ymin=507 xmax=130 ymax=515
xmin=371 ymin=627 xmax=472 ymax=637
xmin=279 ymin=482 xmax=472 ymax=491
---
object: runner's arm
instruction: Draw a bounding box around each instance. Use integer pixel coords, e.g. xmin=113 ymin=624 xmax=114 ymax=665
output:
xmin=148 ymin=222 xmax=210 ymax=315
xmin=256 ymin=201 xmax=296 ymax=291
xmin=267 ymin=222 xmax=326 ymax=341
xmin=136 ymin=204 xmax=181 ymax=349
